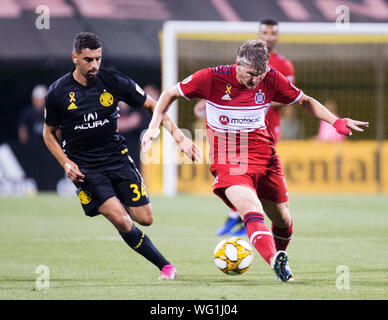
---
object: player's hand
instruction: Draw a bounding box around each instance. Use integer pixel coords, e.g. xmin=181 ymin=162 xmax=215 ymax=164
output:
xmin=176 ymin=136 xmax=202 ymax=163
xmin=63 ymin=161 xmax=85 ymax=183
xmin=333 ymin=118 xmax=369 ymax=136
xmin=141 ymin=127 xmax=160 ymax=153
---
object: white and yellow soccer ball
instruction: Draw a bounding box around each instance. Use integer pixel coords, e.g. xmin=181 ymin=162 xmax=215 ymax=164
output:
xmin=213 ymin=237 xmax=253 ymax=275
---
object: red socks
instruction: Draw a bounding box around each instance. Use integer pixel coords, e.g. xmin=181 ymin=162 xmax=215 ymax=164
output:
xmin=271 ymin=222 xmax=293 ymax=251
xmin=243 ymin=212 xmax=276 ymax=265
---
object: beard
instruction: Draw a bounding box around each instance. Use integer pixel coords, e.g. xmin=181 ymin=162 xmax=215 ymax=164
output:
xmin=85 ymin=69 xmax=98 ymax=82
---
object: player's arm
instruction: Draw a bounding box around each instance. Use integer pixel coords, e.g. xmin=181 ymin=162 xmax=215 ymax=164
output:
xmin=142 ymin=91 xmax=201 ymax=162
xmin=43 ymin=124 xmax=85 ymax=182
xmin=297 ymin=94 xmax=369 ymax=136
xmin=142 ymin=68 xmax=211 ymax=154
xmin=141 ymin=85 xmax=182 ymax=152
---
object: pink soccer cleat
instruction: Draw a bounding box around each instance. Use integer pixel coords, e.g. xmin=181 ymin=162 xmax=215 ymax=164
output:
xmin=158 ymin=264 xmax=177 ymax=280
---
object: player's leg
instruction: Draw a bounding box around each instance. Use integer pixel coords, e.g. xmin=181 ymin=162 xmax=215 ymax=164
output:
xmin=112 ymin=159 xmax=177 ymax=279
xmin=125 ymin=203 xmax=177 ymax=279
xmin=126 ymin=202 xmax=154 ymax=226
xmin=98 ymin=196 xmax=133 ymax=232
xmin=213 ymin=173 xmax=292 ymax=282
xmin=260 ymin=199 xmax=293 ymax=251
xmin=255 ymin=162 xmax=294 ymax=281
xmin=98 ymin=197 xmax=176 ymax=279
xmin=224 ymin=185 xmax=277 ymax=265
xmin=256 ymin=159 xmax=293 ymax=252
xmin=229 ymin=214 xmax=247 ymax=236
xmin=217 ymin=210 xmax=242 ymax=236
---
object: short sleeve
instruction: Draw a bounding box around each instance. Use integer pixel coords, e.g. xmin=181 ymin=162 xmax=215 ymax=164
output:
xmin=116 ymin=73 xmax=147 ymax=107
xmin=177 ymin=68 xmax=212 ymax=100
xmin=272 ymin=70 xmax=303 ymax=105
xmin=44 ymin=86 xmax=60 ymax=126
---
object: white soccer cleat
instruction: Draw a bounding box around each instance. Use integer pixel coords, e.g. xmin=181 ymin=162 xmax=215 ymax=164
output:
xmin=271 ymin=251 xmax=294 ymax=282
xmin=158 ymin=264 xmax=177 ymax=280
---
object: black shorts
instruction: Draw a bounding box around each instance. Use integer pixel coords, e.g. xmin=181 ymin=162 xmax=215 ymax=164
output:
xmin=74 ymin=157 xmax=150 ymax=217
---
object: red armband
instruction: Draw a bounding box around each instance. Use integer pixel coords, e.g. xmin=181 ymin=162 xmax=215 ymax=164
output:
xmin=333 ymin=118 xmax=351 ymax=136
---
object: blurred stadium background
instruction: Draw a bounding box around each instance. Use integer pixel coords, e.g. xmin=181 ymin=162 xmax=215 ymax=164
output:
xmin=0 ymin=0 xmax=387 ymax=197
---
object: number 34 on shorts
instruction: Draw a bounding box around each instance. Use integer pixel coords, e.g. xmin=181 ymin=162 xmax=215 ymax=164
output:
xmin=129 ymin=183 xmax=149 ymax=202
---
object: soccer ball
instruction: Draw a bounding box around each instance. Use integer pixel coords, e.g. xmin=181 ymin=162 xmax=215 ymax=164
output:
xmin=213 ymin=237 xmax=253 ymax=275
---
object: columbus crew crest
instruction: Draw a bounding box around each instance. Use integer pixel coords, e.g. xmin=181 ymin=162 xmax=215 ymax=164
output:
xmin=100 ymin=90 xmax=114 ymax=107
xmin=78 ymin=190 xmax=92 ymax=205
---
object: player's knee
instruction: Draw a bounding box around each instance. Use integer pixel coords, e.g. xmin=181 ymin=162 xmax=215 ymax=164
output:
xmin=277 ymin=216 xmax=292 ymax=227
xmin=128 ymin=205 xmax=154 ymax=226
xmin=273 ymin=211 xmax=292 ymax=228
xmin=115 ymin=216 xmax=133 ymax=232
xmin=238 ymin=200 xmax=262 ymax=217
xmin=138 ymin=215 xmax=153 ymax=226
xmin=101 ymin=210 xmax=133 ymax=232
xmin=137 ymin=210 xmax=154 ymax=226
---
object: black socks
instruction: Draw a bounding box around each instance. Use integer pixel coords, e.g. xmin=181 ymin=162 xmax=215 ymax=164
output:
xmin=119 ymin=223 xmax=170 ymax=270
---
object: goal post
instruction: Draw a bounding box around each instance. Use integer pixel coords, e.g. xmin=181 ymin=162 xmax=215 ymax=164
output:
xmin=159 ymin=21 xmax=388 ymax=196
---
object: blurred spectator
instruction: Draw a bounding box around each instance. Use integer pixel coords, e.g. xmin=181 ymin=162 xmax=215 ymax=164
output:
xmin=13 ymin=84 xmax=63 ymax=190
xmin=117 ymin=84 xmax=156 ymax=170
xmin=17 ymin=84 xmax=47 ymax=145
xmin=280 ymin=106 xmax=303 ymax=140
xmin=315 ymin=100 xmax=346 ymax=142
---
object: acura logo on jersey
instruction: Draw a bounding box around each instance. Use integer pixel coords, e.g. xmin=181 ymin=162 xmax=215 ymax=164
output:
xmin=75 ymin=112 xmax=109 ymax=130
xmin=84 ymin=112 xmax=97 ymax=122
xmin=219 ymin=115 xmax=230 ymax=125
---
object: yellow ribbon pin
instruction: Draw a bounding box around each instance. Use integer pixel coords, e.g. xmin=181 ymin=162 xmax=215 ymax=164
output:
xmin=225 ymin=84 xmax=232 ymax=94
xmin=69 ymin=92 xmax=76 ymax=102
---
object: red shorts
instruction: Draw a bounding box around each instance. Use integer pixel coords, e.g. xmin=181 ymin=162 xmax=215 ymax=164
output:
xmin=211 ymin=155 xmax=288 ymax=210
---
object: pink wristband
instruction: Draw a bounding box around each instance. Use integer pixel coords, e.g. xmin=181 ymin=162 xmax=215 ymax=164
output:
xmin=333 ymin=118 xmax=351 ymax=136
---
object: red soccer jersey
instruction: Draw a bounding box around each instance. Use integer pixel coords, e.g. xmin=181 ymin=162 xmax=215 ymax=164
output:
xmin=178 ymin=64 xmax=302 ymax=170
xmin=266 ymin=52 xmax=295 ymax=144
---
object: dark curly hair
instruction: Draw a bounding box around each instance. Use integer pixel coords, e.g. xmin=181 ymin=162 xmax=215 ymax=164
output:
xmin=72 ymin=32 xmax=102 ymax=54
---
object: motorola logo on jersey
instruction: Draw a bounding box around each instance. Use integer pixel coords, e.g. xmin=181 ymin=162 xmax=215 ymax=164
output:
xmin=219 ymin=115 xmax=230 ymax=125
xmin=230 ymin=117 xmax=262 ymax=125
xmin=219 ymin=114 xmax=261 ymax=126
xmin=75 ymin=112 xmax=110 ymax=130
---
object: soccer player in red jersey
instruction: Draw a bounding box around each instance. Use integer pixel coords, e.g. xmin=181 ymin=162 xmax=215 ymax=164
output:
xmin=142 ymin=39 xmax=368 ymax=282
xmin=216 ymin=19 xmax=297 ymax=237
xmin=260 ymin=19 xmax=295 ymax=145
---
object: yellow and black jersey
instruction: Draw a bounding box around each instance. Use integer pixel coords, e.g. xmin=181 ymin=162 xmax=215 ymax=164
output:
xmin=45 ymin=67 xmax=147 ymax=170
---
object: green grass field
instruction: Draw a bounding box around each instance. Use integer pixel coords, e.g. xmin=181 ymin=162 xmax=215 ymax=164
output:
xmin=0 ymin=193 xmax=387 ymax=300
